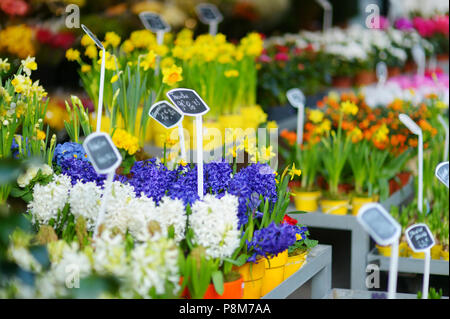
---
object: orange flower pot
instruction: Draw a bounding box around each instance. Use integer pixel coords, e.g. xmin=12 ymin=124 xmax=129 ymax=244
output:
xmin=202 ymin=276 xmax=244 ymax=299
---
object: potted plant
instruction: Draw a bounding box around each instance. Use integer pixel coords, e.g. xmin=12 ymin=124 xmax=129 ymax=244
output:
xmin=179 ymin=194 xmax=244 ymax=299
xmin=232 ymin=166 xmax=303 ymax=298
xmin=283 ymin=216 xmax=318 ymax=279
xmin=319 ymin=100 xmax=355 ymax=215
xmin=280 ymin=117 xmax=322 ymax=212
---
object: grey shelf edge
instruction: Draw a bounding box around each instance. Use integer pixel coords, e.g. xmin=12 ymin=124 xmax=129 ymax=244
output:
xmin=325 ymin=288 xmax=449 ymax=299
xmin=367 ymin=247 xmax=449 ymax=276
xmin=261 ymin=245 xmax=332 ymax=299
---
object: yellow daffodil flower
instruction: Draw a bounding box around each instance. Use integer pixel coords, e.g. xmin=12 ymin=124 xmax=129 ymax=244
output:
xmin=66 ymin=49 xmax=80 ymax=62
xmin=162 ymin=65 xmax=183 ymax=86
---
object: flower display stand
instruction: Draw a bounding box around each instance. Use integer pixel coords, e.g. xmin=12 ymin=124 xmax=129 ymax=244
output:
xmin=367 ymin=248 xmax=449 ymax=276
xmin=261 ymin=245 xmax=332 ymax=299
xmin=288 ymin=176 xmax=415 ymax=291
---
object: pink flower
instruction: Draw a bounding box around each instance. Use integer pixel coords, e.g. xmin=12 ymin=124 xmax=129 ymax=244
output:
xmin=376 ymin=16 xmax=390 ymax=30
xmin=395 ymin=17 xmax=414 ymax=31
xmin=413 ymin=17 xmax=436 ymax=38
xmin=433 ymin=15 xmax=449 ymax=36
xmin=274 ymin=52 xmax=289 ymax=62
xmin=259 ymin=54 xmax=272 ymax=63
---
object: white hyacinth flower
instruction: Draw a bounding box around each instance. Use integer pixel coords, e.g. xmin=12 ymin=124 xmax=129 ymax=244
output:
xmin=189 ymin=193 xmax=241 ymax=260
xmin=28 ymin=174 xmax=72 ymax=226
xmin=69 ymin=181 xmax=102 ymax=231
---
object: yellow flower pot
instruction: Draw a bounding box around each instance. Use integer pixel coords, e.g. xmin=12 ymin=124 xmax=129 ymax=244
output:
xmin=399 ymin=242 xmax=409 ymax=257
xmin=293 ymin=191 xmax=321 ymax=213
xmin=408 ymin=247 xmax=425 ymax=259
xmin=440 ymin=249 xmax=449 ymax=261
xmin=431 ymin=245 xmax=442 ymax=260
xmin=284 ymin=251 xmax=307 ymax=280
xmin=376 ymin=242 xmax=408 ymax=257
xmin=321 ymin=199 xmax=349 ymax=215
xmin=236 ymin=260 xmax=265 ymax=299
xmin=376 ymin=244 xmax=391 ymax=257
xmin=261 ymin=250 xmax=288 ymax=297
xmin=351 ymin=196 xmax=376 ymax=216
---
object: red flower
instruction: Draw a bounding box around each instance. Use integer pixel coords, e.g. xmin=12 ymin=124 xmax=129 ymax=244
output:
xmin=275 ymin=52 xmax=289 ymax=62
xmin=275 ymin=45 xmax=289 ymax=54
xmin=283 ymin=215 xmax=298 ymax=226
xmin=0 ymin=0 xmax=29 ymax=16
xmin=51 ymin=31 xmax=76 ymax=50
xmin=36 ymin=28 xmax=53 ymax=45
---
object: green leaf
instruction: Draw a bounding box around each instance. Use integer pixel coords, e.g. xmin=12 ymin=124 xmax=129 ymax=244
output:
xmin=287 ymin=210 xmax=308 ymax=214
xmin=211 ymin=270 xmax=224 ymax=296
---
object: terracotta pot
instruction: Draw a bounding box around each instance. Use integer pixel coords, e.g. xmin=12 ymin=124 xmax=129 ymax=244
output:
xmin=437 ymin=53 xmax=449 ymax=62
xmin=388 ymin=66 xmax=402 ymax=77
xmin=403 ymin=60 xmax=416 ymax=73
xmin=354 ymin=70 xmax=376 ymax=86
xmin=332 ymin=76 xmax=353 ymax=88
xmin=389 ymin=172 xmax=412 ymax=195
xmin=202 ymin=276 xmax=244 ymax=299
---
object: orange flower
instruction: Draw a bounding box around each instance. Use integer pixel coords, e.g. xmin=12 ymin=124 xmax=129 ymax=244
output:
xmin=409 ymin=138 xmax=418 ymax=147
xmin=418 ymin=119 xmax=432 ymax=132
xmin=391 ymin=135 xmax=400 ymax=147
xmin=281 ymin=129 xmax=297 ymax=146
xmin=305 ymin=122 xmax=316 ymax=132
xmin=391 ymin=99 xmax=403 ymax=111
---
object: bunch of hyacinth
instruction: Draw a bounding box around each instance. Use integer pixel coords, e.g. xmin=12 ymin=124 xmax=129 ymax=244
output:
xmin=228 ymin=163 xmax=278 ymax=227
xmin=189 ymin=193 xmax=240 ymax=260
xmin=53 ymin=142 xmax=89 ymax=167
xmin=58 ymin=157 xmax=107 ymax=187
xmin=68 ymin=180 xmax=102 ymax=231
xmin=6 ymin=231 xmax=181 ymax=299
xmin=27 ymin=174 xmax=72 ymax=226
xmin=167 ymin=161 xmax=233 ymax=205
xmin=167 ymin=164 xmax=200 ymax=205
xmin=127 ymin=159 xmax=177 ymax=204
xmin=246 ymin=222 xmax=298 ymax=263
